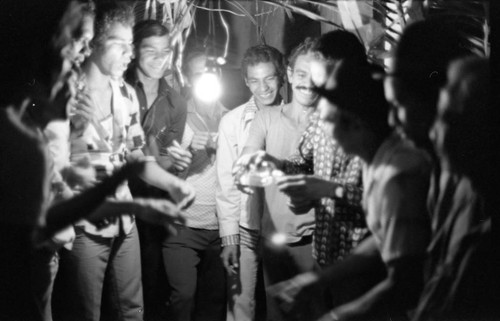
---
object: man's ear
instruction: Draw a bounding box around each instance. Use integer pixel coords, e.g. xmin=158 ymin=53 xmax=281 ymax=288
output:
xmin=244 ymin=77 xmax=249 ymax=88
xmin=286 ymin=66 xmax=293 ymax=84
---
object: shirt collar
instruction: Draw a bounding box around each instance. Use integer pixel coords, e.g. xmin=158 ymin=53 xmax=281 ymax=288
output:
xmin=242 ymin=96 xmax=284 ymax=120
xmin=187 ymin=98 xmax=226 ymax=117
xmin=128 ymin=70 xmax=170 ymax=98
xmin=369 ymin=131 xmax=403 ymax=170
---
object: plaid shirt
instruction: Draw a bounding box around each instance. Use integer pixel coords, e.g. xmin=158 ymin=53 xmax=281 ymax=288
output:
xmin=284 ymin=112 xmax=368 ymax=266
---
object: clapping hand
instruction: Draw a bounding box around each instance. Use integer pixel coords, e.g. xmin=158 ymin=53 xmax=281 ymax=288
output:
xmin=133 ymin=198 xmax=186 ymax=228
xmin=63 ymin=157 xmax=97 ymax=191
xmin=166 ymin=140 xmax=192 ymax=171
xmin=190 ymin=131 xmax=211 ymax=151
xmin=70 ymin=89 xmax=97 ymax=133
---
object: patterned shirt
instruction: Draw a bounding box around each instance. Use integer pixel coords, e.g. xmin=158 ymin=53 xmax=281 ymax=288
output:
xmin=181 ymin=99 xmax=228 ymax=229
xmin=69 ymin=80 xmax=145 ymax=237
xmin=284 ymin=112 xmax=368 ymax=267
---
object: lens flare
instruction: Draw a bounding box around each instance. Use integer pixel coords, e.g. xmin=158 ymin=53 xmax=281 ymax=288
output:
xmin=194 ymin=72 xmax=221 ymax=103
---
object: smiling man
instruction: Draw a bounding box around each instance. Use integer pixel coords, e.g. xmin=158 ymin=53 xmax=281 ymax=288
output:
xmin=124 ymin=19 xmax=193 ymax=321
xmin=269 ymin=58 xmax=432 ymax=321
xmin=235 ymin=38 xmax=320 ymax=321
xmin=216 ymin=44 xmax=285 ymax=321
xmin=59 ymin=4 xmax=195 ymax=321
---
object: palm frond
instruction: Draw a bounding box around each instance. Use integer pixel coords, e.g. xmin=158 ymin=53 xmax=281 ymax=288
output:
xmin=260 ymin=0 xmax=344 ymax=29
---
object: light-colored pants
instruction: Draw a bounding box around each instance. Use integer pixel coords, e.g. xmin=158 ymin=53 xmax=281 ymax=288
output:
xmin=56 ymin=225 xmax=143 ymax=321
xmin=226 ymin=245 xmax=259 ymax=321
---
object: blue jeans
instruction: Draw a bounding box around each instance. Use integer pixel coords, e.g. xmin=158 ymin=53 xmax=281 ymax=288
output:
xmin=56 ymin=225 xmax=143 ymax=321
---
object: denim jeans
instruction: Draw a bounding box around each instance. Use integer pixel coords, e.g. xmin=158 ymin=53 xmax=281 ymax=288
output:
xmin=56 ymin=224 xmax=143 ymax=321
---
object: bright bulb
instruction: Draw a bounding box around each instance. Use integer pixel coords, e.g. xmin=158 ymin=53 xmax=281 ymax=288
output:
xmin=271 ymin=233 xmax=287 ymax=246
xmin=194 ymin=72 xmax=221 ymax=103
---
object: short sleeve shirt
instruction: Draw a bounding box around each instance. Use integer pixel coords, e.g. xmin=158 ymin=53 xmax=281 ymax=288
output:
xmin=69 ymin=80 xmax=145 ymax=237
xmin=363 ymin=132 xmax=432 ymax=263
xmin=245 ymin=105 xmax=315 ymax=242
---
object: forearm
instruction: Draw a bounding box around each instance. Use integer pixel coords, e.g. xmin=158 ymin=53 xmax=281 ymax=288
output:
xmin=281 ymin=157 xmax=313 ymax=175
xmin=317 ymin=236 xmax=384 ymax=284
xmin=240 ymin=145 xmax=260 ymax=158
xmin=139 ymin=161 xmax=183 ymax=193
xmin=329 ymin=179 xmax=363 ymax=207
xmin=332 ymin=256 xmax=425 ymax=320
xmin=85 ymin=200 xmax=139 ymax=223
xmin=45 ymin=164 xmax=135 ymax=235
xmin=331 ymin=277 xmax=394 ymax=320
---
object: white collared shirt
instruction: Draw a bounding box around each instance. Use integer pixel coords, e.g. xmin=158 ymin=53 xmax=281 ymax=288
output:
xmin=215 ymin=97 xmax=265 ymax=238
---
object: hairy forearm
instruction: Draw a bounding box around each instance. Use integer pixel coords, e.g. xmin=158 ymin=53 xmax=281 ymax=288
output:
xmin=139 ymin=161 xmax=182 ymax=192
xmin=332 ymin=256 xmax=426 ymax=320
xmin=45 ymin=164 xmax=136 ymax=235
xmin=332 ymin=277 xmax=395 ymax=320
xmin=317 ymin=236 xmax=384 ymax=284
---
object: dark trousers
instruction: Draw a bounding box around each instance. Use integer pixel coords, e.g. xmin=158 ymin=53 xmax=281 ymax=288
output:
xmin=55 ymin=225 xmax=143 ymax=321
xmin=0 ymin=225 xmax=57 ymax=321
xmin=136 ymin=220 xmax=169 ymax=321
xmin=162 ymin=225 xmax=226 ymax=321
xmin=261 ymin=236 xmax=314 ymax=321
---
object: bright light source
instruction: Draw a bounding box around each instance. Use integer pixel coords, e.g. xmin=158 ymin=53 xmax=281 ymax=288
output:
xmin=271 ymin=232 xmax=287 ymax=246
xmin=193 ymin=71 xmax=221 ymax=103
xmin=216 ymin=56 xmax=226 ymax=65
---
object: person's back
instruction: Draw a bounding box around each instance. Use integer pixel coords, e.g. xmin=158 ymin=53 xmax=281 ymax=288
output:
xmin=413 ymin=56 xmax=497 ymax=321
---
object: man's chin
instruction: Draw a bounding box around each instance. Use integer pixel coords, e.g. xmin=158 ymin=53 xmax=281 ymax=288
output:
xmin=256 ymin=97 xmax=277 ymax=107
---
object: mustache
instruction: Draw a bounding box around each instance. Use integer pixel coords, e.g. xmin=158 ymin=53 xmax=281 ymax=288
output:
xmin=294 ymin=85 xmax=314 ymax=91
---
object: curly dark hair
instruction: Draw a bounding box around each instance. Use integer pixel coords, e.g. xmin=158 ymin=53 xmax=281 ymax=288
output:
xmin=92 ymin=1 xmax=135 ymax=49
xmin=287 ymin=37 xmax=318 ymax=70
xmin=241 ymin=45 xmax=286 ymax=85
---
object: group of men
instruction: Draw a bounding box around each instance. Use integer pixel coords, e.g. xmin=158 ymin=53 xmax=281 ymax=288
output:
xmin=0 ymin=1 xmax=496 ymax=321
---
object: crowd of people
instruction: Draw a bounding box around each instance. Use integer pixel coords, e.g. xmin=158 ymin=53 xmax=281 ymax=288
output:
xmin=0 ymin=1 xmax=496 ymax=321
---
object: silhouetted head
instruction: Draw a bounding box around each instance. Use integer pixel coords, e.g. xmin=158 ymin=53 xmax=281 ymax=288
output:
xmin=385 ymin=18 xmax=471 ymax=149
xmin=431 ymin=57 xmax=491 ymax=184
xmin=0 ymin=0 xmax=96 ymax=120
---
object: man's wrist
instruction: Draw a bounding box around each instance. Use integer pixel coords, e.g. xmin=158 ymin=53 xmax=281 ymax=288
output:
xmin=329 ymin=183 xmax=344 ymax=199
xmin=221 ymin=234 xmax=240 ymax=247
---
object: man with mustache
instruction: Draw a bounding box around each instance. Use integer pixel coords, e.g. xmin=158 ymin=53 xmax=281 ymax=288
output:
xmin=235 ymin=38 xmax=320 ymax=321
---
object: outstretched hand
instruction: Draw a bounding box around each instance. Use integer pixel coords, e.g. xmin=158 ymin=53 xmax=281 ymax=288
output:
xmin=168 ymin=178 xmax=196 ymax=210
xmin=233 ymin=150 xmax=282 ymax=194
xmin=267 ymin=272 xmax=324 ymax=318
xmin=133 ymin=198 xmax=185 ymax=228
xmin=276 ymin=175 xmax=334 ymax=201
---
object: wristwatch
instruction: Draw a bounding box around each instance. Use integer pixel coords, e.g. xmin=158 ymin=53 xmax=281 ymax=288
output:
xmin=334 ymin=185 xmax=344 ymax=199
